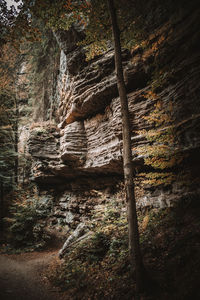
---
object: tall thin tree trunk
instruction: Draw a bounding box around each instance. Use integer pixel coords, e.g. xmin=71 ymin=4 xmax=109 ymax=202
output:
xmin=42 ymin=81 xmax=45 ymax=121
xmin=14 ymin=120 xmax=18 ymax=185
xmin=50 ymin=44 xmax=56 ymax=122
xmin=14 ymin=96 xmax=19 ymax=185
xmin=107 ymin=0 xmax=144 ymax=296
xmin=0 ymin=180 xmax=4 ymax=230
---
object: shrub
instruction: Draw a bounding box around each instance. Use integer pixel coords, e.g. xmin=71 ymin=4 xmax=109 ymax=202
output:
xmin=5 ymin=195 xmax=53 ymax=250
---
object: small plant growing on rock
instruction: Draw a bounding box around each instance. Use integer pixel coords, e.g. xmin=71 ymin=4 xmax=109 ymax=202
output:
xmin=136 ymin=92 xmax=184 ymax=187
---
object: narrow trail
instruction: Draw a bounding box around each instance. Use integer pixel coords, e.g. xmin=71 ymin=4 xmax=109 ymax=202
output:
xmin=0 ymin=249 xmax=66 ymax=300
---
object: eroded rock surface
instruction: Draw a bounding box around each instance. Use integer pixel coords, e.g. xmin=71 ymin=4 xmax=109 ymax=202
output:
xmin=28 ymin=8 xmax=200 ymax=209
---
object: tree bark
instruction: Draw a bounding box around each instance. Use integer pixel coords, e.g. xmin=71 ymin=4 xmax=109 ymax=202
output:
xmin=14 ymin=97 xmax=19 ymax=185
xmin=107 ymin=0 xmax=144 ymax=296
xmin=0 ymin=180 xmax=4 ymax=230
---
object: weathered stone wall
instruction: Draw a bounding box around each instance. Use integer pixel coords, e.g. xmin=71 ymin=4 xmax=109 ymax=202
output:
xmin=28 ymin=8 xmax=200 ymax=211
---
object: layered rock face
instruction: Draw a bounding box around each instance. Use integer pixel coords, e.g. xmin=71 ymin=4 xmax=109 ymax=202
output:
xmin=28 ymin=8 xmax=200 ymax=210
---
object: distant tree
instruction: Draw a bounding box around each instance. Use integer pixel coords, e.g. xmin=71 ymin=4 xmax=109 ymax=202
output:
xmin=0 ymin=0 xmax=41 ymax=52
xmin=0 ymin=91 xmax=17 ymax=229
xmin=0 ymin=41 xmax=20 ymax=229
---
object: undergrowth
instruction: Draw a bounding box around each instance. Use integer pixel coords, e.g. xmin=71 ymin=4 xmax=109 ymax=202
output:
xmin=47 ymin=198 xmax=200 ymax=300
xmin=3 ymin=188 xmax=53 ymax=253
xmin=47 ymin=200 xmax=133 ymax=300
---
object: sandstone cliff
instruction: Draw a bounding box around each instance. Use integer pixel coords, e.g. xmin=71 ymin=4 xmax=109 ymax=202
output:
xmin=28 ymin=7 xmax=200 ymax=214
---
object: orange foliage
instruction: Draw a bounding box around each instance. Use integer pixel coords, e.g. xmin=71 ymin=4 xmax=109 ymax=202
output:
xmin=0 ymin=43 xmax=19 ymax=92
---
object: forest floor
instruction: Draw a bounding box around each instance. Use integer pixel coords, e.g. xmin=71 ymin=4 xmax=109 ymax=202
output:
xmin=0 ymin=200 xmax=199 ymax=300
xmin=0 ymin=248 xmax=67 ymax=300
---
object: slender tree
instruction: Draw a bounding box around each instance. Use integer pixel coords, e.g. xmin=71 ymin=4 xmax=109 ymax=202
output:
xmin=13 ymin=93 xmax=19 ymax=184
xmin=107 ymin=0 xmax=144 ymax=296
xmin=0 ymin=179 xmax=4 ymax=230
xmin=0 ymin=39 xmax=21 ymax=228
xmin=0 ymin=91 xmax=17 ymax=228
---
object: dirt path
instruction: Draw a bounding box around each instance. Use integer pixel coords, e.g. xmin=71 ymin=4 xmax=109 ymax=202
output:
xmin=0 ymin=249 xmax=66 ymax=300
